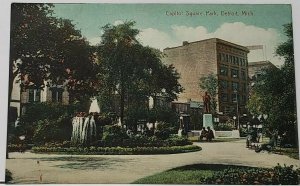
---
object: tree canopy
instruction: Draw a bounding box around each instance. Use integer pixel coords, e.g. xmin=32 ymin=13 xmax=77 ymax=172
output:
xmin=97 ymin=21 xmax=182 ymax=125
xmin=246 ymin=23 xmax=297 ymax=145
xmin=9 ymin=3 xmax=97 ymax=103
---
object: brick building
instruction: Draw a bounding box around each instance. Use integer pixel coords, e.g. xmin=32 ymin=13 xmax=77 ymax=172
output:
xmin=163 ymin=38 xmax=249 ymax=115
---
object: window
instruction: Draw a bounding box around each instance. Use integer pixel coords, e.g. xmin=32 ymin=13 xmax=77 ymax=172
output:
xmin=232 ymin=82 xmax=239 ymax=91
xmin=242 ymin=83 xmax=246 ymax=92
xmin=241 ymin=70 xmax=246 ymax=80
xmin=231 ymin=69 xmax=239 ymax=78
xmin=241 ymin=95 xmax=246 ymax=104
xmin=28 ymin=89 xmax=41 ymax=102
xmin=219 ymin=80 xmax=228 ymax=90
xmin=230 ymin=55 xmax=233 ymax=64
xmin=226 ymin=54 xmax=229 ymax=62
xmin=51 ymin=88 xmax=63 ymax=102
xmin=232 ymin=93 xmax=239 ymax=103
xmin=220 ymin=66 xmax=228 ymax=76
xmin=221 ymin=93 xmax=228 ymax=102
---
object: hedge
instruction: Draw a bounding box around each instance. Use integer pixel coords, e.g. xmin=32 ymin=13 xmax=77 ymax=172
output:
xmin=31 ymin=145 xmax=201 ymax=155
xmin=201 ymin=164 xmax=300 ymax=185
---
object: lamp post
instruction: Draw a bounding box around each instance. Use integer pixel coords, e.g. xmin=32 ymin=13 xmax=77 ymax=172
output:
xmin=233 ymin=115 xmax=236 ymax=128
xmin=233 ymin=89 xmax=239 ymax=129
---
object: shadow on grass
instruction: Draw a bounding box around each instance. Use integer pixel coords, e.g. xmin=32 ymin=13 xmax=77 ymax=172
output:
xmin=29 ymin=156 xmax=133 ymax=170
xmin=169 ymin=163 xmax=254 ymax=171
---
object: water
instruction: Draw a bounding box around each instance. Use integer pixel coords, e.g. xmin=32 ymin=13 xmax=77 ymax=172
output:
xmin=71 ymin=115 xmax=97 ymax=146
xmin=89 ymin=98 xmax=100 ymax=113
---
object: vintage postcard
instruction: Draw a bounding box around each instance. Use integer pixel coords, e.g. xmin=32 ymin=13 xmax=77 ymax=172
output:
xmin=5 ymin=3 xmax=299 ymax=184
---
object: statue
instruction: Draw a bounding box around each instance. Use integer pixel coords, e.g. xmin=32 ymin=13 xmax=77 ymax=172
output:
xmin=203 ymin=92 xmax=211 ymax=113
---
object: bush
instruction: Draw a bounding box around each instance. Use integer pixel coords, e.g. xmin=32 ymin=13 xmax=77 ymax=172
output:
xmin=17 ymin=102 xmax=80 ymax=145
xmin=32 ymin=116 xmax=72 ymax=145
xmin=5 ymin=169 xmax=12 ymax=183
xmin=214 ymin=123 xmax=234 ymax=131
xmin=102 ymin=125 xmax=129 ymax=145
xmin=8 ymin=144 xmax=28 ymax=152
xmin=154 ymin=122 xmax=174 ymax=140
xmin=97 ymin=134 xmax=191 ymax=148
xmin=31 ymin=145 xmax=201 ymax=155
xmin=201 ymin=164 xmax=300 ymax=185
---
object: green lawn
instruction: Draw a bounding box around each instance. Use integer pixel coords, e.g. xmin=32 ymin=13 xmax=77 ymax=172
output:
xmin=273 ymin=147 xmax=299 ymax=160
xmin=133 ymin=164 xmax=252 ymax=184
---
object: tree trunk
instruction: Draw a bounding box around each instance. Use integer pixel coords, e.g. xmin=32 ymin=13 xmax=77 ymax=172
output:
xmin=120 ymin=85 xmax=125 ymax=127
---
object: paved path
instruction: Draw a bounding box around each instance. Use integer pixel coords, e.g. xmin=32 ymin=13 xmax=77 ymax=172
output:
xmin=6 ymin=139 xmax=299 ymax=184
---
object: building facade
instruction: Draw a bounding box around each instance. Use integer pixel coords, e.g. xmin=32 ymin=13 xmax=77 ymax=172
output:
xmin=9 ymin=79 xmax=69 ymax=118
xmin=248 ymin=60 xmax=277 ymax=80
xmin=163 ymin=38 xmax=249 ymax=116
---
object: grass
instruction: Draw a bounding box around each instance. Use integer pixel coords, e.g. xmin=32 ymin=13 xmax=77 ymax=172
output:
xmin=133 ymin=164 xmax=253 ymax=184
xmin=273 ymin=147 xmax=299 ymax=160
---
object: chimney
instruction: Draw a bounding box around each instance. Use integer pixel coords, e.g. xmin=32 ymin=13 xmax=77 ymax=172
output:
xmin=183 ymin=41 xmax=189 ymax=46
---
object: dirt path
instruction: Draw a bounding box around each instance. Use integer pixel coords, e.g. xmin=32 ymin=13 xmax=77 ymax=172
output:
xmin=6 ymin=140 xmax=299 ymax=184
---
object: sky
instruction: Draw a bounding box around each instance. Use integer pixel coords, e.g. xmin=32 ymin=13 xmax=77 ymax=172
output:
xmin=53 ymin=4 xmax=292 ymax=66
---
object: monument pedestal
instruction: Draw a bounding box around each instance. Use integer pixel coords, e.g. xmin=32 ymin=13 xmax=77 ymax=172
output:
xmin=203 ymin=114 xmax=213 ymax=129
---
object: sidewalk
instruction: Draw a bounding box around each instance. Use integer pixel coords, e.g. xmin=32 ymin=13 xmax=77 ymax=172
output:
xmin=6 ymin=139 xmax=299 ymax=184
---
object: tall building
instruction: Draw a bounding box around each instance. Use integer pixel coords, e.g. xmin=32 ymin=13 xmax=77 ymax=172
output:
xmin=163 ymin=38 xmax=249 ymax=115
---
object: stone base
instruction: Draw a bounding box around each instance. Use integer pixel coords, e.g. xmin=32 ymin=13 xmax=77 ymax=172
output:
xmin=203 ymin=114 xmax=213 ymax=130
xmin=231 ymin=130 xmax=240 ymax=138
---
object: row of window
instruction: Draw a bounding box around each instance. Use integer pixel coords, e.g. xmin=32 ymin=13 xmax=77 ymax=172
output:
xmin=218 ymin=53 xmax=247 ymax=66
xmin=27 ymin=88 xmax=63 ymax=103
xmin=220 ymin=93 xmax=247 ymax=103
xmin=219 ymin=80 xmax=247 ymax=92
xmin=219 ymin=66 xmax=246 ymax=80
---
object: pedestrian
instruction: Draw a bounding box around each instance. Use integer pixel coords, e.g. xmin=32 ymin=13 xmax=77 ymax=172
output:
xmin=200 ymin=127 xmax=207 ymax=141
xmin=207 ymin=127 xmax=214 ymax=142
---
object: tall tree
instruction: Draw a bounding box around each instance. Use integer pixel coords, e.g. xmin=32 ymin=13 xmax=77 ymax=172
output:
xmin=9 ymin=3 xmax=97 ymax=104
xmin=97 ymin=21 xmax=182 ymax=125
xmin=247 ymin=23 xmax=297 ymax=145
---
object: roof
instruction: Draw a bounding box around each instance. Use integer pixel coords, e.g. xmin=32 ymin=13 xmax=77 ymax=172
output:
xmin=164 ymin=38 xmax=249 ymax=53
xmin=248 ymin=60 xmax=277 ymax=68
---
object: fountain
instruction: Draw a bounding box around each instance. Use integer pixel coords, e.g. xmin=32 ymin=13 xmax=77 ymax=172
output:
xmin=71 ymin=98 xmax=100 ymax=146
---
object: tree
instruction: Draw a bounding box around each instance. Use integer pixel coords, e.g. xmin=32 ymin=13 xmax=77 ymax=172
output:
xmin=247 ymin=23 xmax=297 ymax=145
xmin=9 ymin=3 xmax=97 ymax=105
xmin=199 ymin=73 xmax=218 ymax=113
xmin=97 ymin=21 xmax=182 ymax=125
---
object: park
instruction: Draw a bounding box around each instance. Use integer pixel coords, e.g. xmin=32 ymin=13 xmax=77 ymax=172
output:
xmin=6 ymin=3 xmax=299 ymax=184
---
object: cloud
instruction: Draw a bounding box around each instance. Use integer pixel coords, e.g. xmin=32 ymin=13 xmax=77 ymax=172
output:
xmin=113 ymin=20 xmax=124 ymax=26
xmin=137 ymin=28 xmax=177 ymax=50
xmin=88 ymin=36 xmax=101 ymax=46
xmin=138 ymin=22 xmax=284 ymax=66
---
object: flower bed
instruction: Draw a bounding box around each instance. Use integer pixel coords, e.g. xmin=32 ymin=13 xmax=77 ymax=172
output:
xmin=31 ymin=145 xmax=201 ymax=155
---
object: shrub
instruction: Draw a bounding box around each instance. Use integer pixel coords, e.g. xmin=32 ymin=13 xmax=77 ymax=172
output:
xmin=214 ymin=123 xmax=234 ymax=131
xmin=31 ymin=145 xmax=201 ymax=155
xmin=32 ymin=116 xmax=72 ymax=145
xmin=154 ymin=122 xmax=174 ymax=140
xmin=17 ymin=102 xmax=80 ymax=145
xmin=102 ymin=125 xmax=129 ymax=145
xmin=5 ymin=169 xmax=12 ymax=183
xmin=201 ymin=164 xmax=300 ymax=185
xmin=7 ymin=144 xmax=28 ymax=152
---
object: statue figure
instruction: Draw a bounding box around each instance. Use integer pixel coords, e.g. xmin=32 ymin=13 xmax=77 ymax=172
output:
xmin=203 ymin=92 xmax=211 ymax=113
